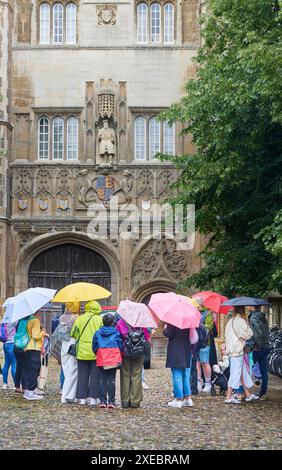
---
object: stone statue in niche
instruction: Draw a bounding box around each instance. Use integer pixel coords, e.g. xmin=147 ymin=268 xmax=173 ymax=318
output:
xmin=97 ymin=119 xmax=116 ymax=165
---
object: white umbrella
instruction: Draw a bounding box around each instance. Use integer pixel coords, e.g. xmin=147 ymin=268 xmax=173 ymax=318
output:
xmin=2 ymin=297 xmax=15 ymax=308
xmin=3 ymin=287 xmax=57 ymax=323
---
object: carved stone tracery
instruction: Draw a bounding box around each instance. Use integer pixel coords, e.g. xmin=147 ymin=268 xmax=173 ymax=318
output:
xmin=132 ymin=238 xmax=190 ymax=286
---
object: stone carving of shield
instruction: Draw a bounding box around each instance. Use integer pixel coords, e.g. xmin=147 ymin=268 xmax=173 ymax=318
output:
xmin=102 ymin=9 xmax=113 ymax=23
xmin=58 ymin=198 xmax=69 ymax=211
xmin=39 ymin=198 xmax=48 ymax=211
xmin=18 ymin=197 xmax=28 ymax=210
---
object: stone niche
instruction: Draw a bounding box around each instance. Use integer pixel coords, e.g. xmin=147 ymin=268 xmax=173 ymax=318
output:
xmin=182 ymin=0 xmax=201 ymax=45
xmin=16 ymin=0 xmax=32 ymax=43
xmin=85 ymin=79 xmax=128 ymax=165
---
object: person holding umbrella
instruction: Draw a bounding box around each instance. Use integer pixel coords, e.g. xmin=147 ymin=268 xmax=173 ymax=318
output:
xmin=2 ymin=287 xmax=56 ymax=400
xmin=164 ymin=323 xmax=193 ymax=408
xmin=149 ymin=293 xmax=201 ymax=408
xmin=24 ymin=311 xmax=47 ymax=400
xmin=224 ymin=306 xmax=259 ymax=404
xmin=116 ymin=300 xmax=155 ymax=409
xmin=60 ymin=302 xmax=80 ymax=404
xmin=71 ymin=300 xmax=103 ymax=406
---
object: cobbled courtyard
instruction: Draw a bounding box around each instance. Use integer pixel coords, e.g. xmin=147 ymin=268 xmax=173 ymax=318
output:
xmin=0 ymin=358 xmax=281 ymax=450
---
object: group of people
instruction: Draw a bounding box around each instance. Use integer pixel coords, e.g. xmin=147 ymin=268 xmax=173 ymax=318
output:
xmin=0 ymin=297 xmax=270 ymax=409
xmin=50 ymin=300 xmax=150 ymax=408
xmin=0 ymin=312 xmax=48 ymax=400
xmin=165 ymin=299 xmax=270 ymax=408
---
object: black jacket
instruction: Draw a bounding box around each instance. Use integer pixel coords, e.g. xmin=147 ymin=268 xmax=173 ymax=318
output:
xmin=248 ymin=310 xmax=269 ymax=349
xmin=164 ymin=325 xmax=191 ymax=369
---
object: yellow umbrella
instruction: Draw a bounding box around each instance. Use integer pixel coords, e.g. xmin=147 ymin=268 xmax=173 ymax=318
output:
xmin=187 ymin=297 xmax=201 ymax=308
xmin=52 ymin=282 xmax=112 ymax=303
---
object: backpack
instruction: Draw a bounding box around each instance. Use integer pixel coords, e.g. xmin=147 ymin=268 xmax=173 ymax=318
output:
xmin=124 ymin=325 xmax=146 ymax=358
xmin=197 ymin=311 xmax=210 ymax=349
xmin=0 ymin=323 xmax=10 ymax=343
xmin=14 ymin=318 xmax=31 ymax=350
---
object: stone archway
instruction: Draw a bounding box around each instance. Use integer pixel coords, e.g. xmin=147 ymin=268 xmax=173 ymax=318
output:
xmin=15 ymin=232 xmax=120 ymax=304
xmin=28 ymin=243 xmax=111 ymax=296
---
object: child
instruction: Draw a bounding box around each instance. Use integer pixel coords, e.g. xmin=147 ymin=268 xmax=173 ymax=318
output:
xmin=92 ymin=313 xmax=123 ymax=409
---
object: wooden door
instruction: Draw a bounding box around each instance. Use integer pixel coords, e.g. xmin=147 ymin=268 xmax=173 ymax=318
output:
xmin=28 ymin=243 xmax=111 ymax=304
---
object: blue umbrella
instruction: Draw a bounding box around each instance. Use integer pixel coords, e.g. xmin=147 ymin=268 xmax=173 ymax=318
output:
xmin=221 ymin=296 xmax=270 ymax=307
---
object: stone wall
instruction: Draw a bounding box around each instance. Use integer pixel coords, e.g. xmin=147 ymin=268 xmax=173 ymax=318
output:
xmin=0 ymin=0 xmax=14 ymax=303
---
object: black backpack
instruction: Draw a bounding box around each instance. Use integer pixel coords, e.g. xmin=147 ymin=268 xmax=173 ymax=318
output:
xmin=124 ymin=325 xmax=146 ymax=358
xmin=196 ymin=311 xmax=210 ymax=349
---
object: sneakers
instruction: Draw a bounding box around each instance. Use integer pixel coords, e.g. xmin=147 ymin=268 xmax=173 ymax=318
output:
xmin=197 ymin=380 xmax=203 ymax=393
xmin=107 ymin=403 xmax=116 ymax=409
xmin=79 ymin=399 xmax=87 ymax=405
xmin=142 ymin=382 xmax=149 ymax=390
xmin=182 ymin=398 xmax=193 ymax=407
xmin=24 ymin=390 xmax=43 ymax=401
xmin=100 ymin=403 xmax=107 ymax=409
xmin=1 ymin=384 xmax=9 ymax=390
xmin=225 ymin=396 xmax=241 ymax=404
xmin=202 ymin=383 xmax=212 ymax=393
xmin=168 ymin=399 xmax=183 ymax=408
xmin=245 ymin=394 xmax=260 ymax=402
xmin=89 ymin=398 xmax=99 ymax=406
xmin=34 ymin=388 xmax=45 ymax=396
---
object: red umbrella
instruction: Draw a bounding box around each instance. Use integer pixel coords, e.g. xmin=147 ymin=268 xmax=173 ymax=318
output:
xmin=192 ymin=291 xmax=230 ymax=314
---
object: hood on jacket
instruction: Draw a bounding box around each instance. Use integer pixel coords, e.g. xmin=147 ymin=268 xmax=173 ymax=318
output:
xmin=99 ymin=326 xmax=117 ymax=337
xmin=85 ymin=300 xmax=101 ymax=316
xmin=249 ymin=311 xmax=268 ymax=323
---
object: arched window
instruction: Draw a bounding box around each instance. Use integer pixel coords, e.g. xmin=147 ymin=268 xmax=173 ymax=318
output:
xmin=149 ymin=116 xmax=160 ymax=160
xmin=163 ymin=121 xmax=175 ymax=155
xmin=137 ymin=3 xmax=148 ymax=44
xmin=38 ymin=117 xmax=49 ymax=160
xmin=53 ymin=3 xmax=64 ymax=44
xmin=67 ymin=117 xmax=78 ymax=160
xmin=134 ymin=117 xmax=146 ymax=160
xmin=53 ymin=117 xmax=64 ymax=160
xmin=151 ymin=3 xmax=161 ymax=43
xmin=164 ymin=3 xmax=174 ymax=44
xmin=66 ymin=3 xmax=77 ymax=44
xmin=40 ymin=4 xmax=50 ymax=44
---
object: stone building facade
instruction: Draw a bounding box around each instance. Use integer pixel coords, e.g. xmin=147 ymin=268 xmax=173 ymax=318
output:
xmin=1 ymin=1 xmax=281 ymax=345
xmin=4 ymin=1 xmax=279 ymax=351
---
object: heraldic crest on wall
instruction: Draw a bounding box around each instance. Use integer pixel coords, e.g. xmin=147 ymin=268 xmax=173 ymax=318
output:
xmin=97 ymin=5 xmax=117 ymax=25
xmin=77 ymin=170 xmax=133 ymax=209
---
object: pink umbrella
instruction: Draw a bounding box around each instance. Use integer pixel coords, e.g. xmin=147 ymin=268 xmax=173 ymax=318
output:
xmin=117 ymin=300 xmax=158 ymax=328
xmin=192 ymin=291 xmax=230 ymax=314
xmin=148 ymin=292 xmax=201 ymax=329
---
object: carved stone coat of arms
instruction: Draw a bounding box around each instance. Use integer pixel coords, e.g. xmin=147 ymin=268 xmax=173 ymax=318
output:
xmin=97 ymin=6 xmax=117 ymax=25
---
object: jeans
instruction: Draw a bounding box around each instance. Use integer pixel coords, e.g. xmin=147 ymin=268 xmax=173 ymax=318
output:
xmin=171 ymin=367 xmax=192 ymax=399
xmin=190 ymin=354 xmax=198 ymax=395
xmin=252 ymin=361 xmax=261 ymax=379
xmin=76 ymin=360 xmax=100 ymax=399
xmin=14 ymin=351 xmax=28 ymax=389
xmin=99 ymin=368 xmax=117 ymax=404
xmin=2 ymin=342 xmax=17 ymax=385
xmin=25 ymin=350 xmax=41 ymax=391
xmin=253 ymin=348 xmax=269 ymax=396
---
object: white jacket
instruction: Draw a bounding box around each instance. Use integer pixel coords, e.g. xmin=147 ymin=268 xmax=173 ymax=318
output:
xmin=225 ymin=315 xmax=253 ymax=357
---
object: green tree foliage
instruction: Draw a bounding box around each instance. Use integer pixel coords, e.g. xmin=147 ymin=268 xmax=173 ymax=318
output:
xmin=159 ymin=0 xmax=282 ymax=296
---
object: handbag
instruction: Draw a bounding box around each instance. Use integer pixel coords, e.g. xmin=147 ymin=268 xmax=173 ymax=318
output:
xmin=68 ymin=316 xmax=92 ymax=357
xmin=37 ymin=356 xmax=49 ymax=391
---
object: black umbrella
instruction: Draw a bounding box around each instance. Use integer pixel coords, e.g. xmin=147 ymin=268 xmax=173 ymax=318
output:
xmin=221 ymin=296 xmax=270 ymax=306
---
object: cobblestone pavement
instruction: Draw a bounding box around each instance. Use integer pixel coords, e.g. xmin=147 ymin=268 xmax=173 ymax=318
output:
xmin=0 ymin=358 xmax=281 ymax=450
